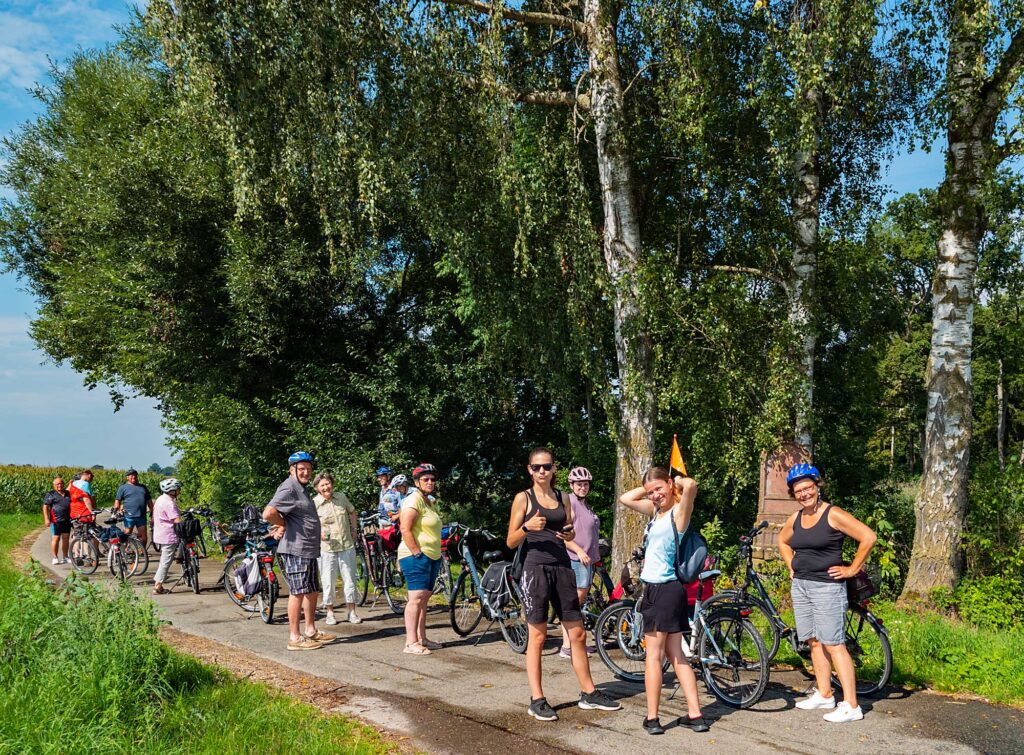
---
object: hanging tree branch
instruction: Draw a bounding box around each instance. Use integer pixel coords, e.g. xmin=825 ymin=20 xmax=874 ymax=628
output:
xmin=440 ymin=0 xmax=588 ymax=37
xmin=682 ymin=264 xmax=786 ymax=287
xmin=978 ymin=28 xmax=1024 ymax=128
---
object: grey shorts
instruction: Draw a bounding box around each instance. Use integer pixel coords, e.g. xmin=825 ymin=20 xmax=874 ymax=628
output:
xmin=791 ymin=578 xmax=847 ymax=646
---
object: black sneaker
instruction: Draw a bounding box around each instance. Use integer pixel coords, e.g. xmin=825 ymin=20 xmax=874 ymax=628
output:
xmin=578 ymin=689 xmax=622 ymax=711
xmin=642 ymin=717 xmax=665 ymax=735
xmin=528 ymin=697 xmax=558 ymax=722
xmin=678 ymin=715 xmax=710 ymax=733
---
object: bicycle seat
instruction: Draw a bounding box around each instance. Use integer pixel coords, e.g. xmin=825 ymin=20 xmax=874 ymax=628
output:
xmin=104 ymin=518 xmax=118 ymax=526
xmin=482 ymin=550 xmax=504 ymax=562
xmin=699 ymin=569 xmax=722 ymax=581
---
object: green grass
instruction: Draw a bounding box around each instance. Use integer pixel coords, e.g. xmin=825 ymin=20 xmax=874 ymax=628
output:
xmin=0 ymin=514 xmax=399 ymax=754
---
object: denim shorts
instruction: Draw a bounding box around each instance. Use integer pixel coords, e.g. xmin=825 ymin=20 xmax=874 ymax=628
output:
xmin=123 ymin=515 xmax=146 ymax=530
xmin=570 ymin=559 xmax=592 ymax=589
xmin=399 ymin=553 xmax=441 ymax=591
xmin=791 ymin=578 xmax=847 ymax=646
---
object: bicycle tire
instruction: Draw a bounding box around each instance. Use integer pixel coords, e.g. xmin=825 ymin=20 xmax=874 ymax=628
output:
xmin=188 ymin=550 xmax=201 ymax=593
xmin=594 ymin=601 xmax=647 ymax=682
xmin=108 ymin=546 xmax=128 ymax=582
xmin=354 ymin=548 xmax=370 ymax=606
xmin=194 ymin=531 xmax=208 ymax=559
xmin=835 ymin=604 xmax=892 ymax=697
xmin=69 ymin=536 xmax=99 ymax=575
xmin=702 ymin=590 xmax=782 ymax=662
xmin=698 ymin=610 xmax=769 ymax=708
xmin=449 ymin=569 xmax=483 ymax=636
xmin=382 ymin=555 xmax=407 ymax=614
xmin=499 ymin=579 xmax=528 ymax=654
xmin=126 ymin=537 xmax=148 ymax=577
xmin=581 ymin=568 xmax=612 ymax=631
xmin=222 ymin=555 xmax=258 ymax=612
xmin=433 ymin=556 xmax=454 ymax=602
xmin=258 ymin=563 xmax=277 ymax=623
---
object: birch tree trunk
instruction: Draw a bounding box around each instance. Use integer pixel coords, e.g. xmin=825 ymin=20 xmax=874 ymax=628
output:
xmin=997 ymin=358 xmax=1006 ymax=471
xmin=901 ymin=19 xmax=988 ymax=598
xmin=582 ymin=0 xmax=655 ymax=569
xmin=787 ymin=143 xmax=820 ymax=452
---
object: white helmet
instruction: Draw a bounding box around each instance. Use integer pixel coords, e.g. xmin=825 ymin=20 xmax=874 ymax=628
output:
xmin=159 ymin=477 xmax=182 ymax=493
xmin=389 ymin=474 xmax=409 ymax=489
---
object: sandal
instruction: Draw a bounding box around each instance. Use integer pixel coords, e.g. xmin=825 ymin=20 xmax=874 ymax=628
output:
xmin=152 ymin=586 xmax=167 ymax=595
xmin=420 ymin=639 xmax=443 ymax=650
xmin=403 ymin=642 xmax=432 ymax=655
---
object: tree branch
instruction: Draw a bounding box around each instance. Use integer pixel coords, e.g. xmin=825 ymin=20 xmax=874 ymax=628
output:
xmin=995 ymin=138 xmax=1024 ymax=163
xmin=515 ymin=90 xmax=578 ymax=107
xmin=978 ymin=28 xmax=1024 ymax=128
xmin=704 ymin=264 xmax=785 ymax=286
xmin=439 ymin=0 xmax=587 ymax=37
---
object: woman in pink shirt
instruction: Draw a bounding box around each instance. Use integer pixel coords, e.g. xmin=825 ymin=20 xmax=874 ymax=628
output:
xmin=560 ymin=467 xmax=601 ymax=658
xmin=152 ymin=478 xmax=183 ymax=594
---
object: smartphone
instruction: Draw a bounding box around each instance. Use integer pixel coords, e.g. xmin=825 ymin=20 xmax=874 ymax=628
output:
xmin=561 ymin=524 xmax=575 ymax=532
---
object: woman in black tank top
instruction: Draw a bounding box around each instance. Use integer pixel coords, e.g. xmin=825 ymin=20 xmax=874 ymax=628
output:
xmin=506 ymin=447 xmax=622 ymax=722
xmin=778 ymin=464 xmax=877 ymax=722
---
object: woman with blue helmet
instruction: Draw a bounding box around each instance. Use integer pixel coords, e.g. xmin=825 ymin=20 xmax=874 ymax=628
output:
xmin=777 ymin=463 xmax=877 ymax=723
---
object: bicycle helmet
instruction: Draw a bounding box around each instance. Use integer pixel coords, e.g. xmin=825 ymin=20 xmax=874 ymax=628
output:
xmin=159 ymin=477 xmax=182 ymax=493
xmin=567 ymin=466 xmax=593 ymax=483
xmin=376 ymin=466 xmax=393 ymax=477
xmin=786 ymin=463 xmax=821 ymax=491
xmin=412 ymin=463 xmax=437 ymax=480
xmin=288 ymin=451 xmax=314 ymax=466
xmin=389 ymin=474 xmax=409 ymax=489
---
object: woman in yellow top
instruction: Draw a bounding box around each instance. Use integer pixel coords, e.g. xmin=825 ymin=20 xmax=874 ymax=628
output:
xmin=397 ymin=463 xmax=443 ymax=655
xmin=313 ymin=472 xmax=361 ymax=626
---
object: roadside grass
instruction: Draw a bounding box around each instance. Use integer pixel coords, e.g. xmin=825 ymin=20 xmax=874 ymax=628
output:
xmin=0 ymin=515 xmax=399 ymax=754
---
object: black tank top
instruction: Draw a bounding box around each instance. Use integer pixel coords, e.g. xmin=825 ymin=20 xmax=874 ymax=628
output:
xmin=522 ymin=488 xmax=571 ymax=567
xmin=790 ymin=504 xmax=845 ymax=582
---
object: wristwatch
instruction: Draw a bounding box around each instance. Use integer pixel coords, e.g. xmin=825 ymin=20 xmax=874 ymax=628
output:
xmin=521 ymin=524 xmax=529 ymax=533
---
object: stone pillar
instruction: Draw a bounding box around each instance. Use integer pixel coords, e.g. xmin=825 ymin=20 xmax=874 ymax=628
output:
xmin=754 ymin=442 xmax=810 ymax=561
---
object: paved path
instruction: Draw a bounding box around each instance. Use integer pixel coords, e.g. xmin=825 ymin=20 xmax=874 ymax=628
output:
xmin=32 ymin=531 xmax=1022 ymax=754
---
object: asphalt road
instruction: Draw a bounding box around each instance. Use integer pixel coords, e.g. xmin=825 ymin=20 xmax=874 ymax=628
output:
xmin=31 ymin=531 xmax=1022 ymax=754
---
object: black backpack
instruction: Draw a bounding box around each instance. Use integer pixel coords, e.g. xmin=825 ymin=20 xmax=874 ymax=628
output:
xmin=480 ymin=561 xmax=513 ymax=613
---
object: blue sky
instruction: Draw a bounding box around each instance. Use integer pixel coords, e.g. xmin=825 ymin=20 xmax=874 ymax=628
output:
xmin=0 ymin=2 xmax=947 ymax=469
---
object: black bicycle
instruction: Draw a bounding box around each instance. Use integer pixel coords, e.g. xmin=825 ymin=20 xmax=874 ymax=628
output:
xmin=354 ymin=513 xmax=405 ymax=614
xmin=222 ymin=520 xmax=280 ymax=623
xmin=703 ymin=520 xmax=893 ymax=696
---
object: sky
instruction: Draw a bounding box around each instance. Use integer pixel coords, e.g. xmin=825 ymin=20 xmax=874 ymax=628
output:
xmin=0 ymin=1 xmax=948 ymax=469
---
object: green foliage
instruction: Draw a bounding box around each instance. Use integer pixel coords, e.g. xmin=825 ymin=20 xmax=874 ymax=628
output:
xmin=953 ymin=576 xmax=1024 ymax=631
xmin=964 ymin=460 xmax=1024 ymax=576
xmin=0 ymin=514 xmax=396 ymax=753
xmin=0 ymin=464 xmax=162 ymax=515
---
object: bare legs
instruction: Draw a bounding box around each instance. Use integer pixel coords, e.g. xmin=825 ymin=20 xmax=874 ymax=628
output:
xmin=527 ymin=620 xmax=597 ymax=700
xmin=644 ymin=631 xmax=702 ymax=720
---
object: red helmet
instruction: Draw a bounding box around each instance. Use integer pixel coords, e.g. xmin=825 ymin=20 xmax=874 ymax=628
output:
xmin=412 ymin=463 xmax=437 ymax=480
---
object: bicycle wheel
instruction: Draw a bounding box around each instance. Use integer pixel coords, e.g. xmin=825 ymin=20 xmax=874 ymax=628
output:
xmin=69 ymin=536 xmax=99 ymax=575
xmin=702 ymin=591 xmax=782 ymax=662
xmin=258 ymin=564 xmax=277 ymax=624
xmin=382 ymin=555 xmax=406 ymax=614
xmin=449 ymin=569 xmax=483 ymax=636
xmin=594 ymin=601 xmax=647 ymax=682
xmin=581 ymin=569 xmax=612 ymax=631
xmin=125 ymin=537 xmax=148 ymax=577
xmin=353 ymin=548 xmax=370 ymax=606
xmin=108 ymin=547 xmax=128 ymax=582
xmin=222 ymin=555 xmax=258 ymax=611
xmin=194 ymin=531 xmax=208 ymax=559
xmin=835 ymin=605 xmax=892 ymax=697
xmin=499 ymin=579 xmax=528 ymax=654
xmin=433 ymin=556 xmax=454 ymax=602
xmin=187 ymin=550 xmax=201 ymax=593
xmin=698 ymin=609 xmax=769 ymax=708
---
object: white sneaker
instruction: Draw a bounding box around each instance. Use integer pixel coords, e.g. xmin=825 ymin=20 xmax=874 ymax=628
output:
xmin=52 ymin=558 xmax=60 ymax=565
xmin=348 ymin=612 xmax=362 ymax=624
xmin=795 ymin=688 xmax=836 ymax=710
xmin=823 ymin=701 xmax=863 ymax=723
xmin=324 ymin=613 xmax=338 ymax=625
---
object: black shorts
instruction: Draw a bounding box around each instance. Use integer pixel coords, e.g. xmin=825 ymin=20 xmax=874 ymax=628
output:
xmin=520 ymin=562 xmax=582 ymax=625
xmin=641 ymin=580 xmax=690 ymax=634
xmin=51 ymin=520 xmax=72 ymax=536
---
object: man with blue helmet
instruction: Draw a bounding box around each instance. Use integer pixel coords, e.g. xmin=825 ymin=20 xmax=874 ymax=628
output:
xmin=264 ymin=451 xmax=337 ymax=651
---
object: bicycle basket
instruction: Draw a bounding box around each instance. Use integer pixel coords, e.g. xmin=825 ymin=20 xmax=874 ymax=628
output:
xmin=174 ymin=517 xmax=202 ymax=542
xmin=846 ymin=568 xmax=879 ymax=605
xmin=480 ymin=561 xmax=513 ymax=613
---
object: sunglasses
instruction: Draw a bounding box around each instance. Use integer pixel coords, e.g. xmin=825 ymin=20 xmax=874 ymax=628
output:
xmin=419 ymin=476 xmax=437 ymax=483
xmin=529 ymin=463 xmax=554 ymax=472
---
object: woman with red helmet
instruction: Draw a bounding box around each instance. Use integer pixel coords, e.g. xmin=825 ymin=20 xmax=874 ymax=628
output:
xmin=397 ymin=463 xmax=444 ymax=655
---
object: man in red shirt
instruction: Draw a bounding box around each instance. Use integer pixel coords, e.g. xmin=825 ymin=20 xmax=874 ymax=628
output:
xmin=69 ymin=469 xmax=96 ymax=524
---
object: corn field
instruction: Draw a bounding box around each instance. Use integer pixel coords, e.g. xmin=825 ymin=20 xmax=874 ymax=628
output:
xmin=0 ymin=465 xmax=164 ymax=515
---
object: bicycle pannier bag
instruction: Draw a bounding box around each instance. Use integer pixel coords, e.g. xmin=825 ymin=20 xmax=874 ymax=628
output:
xmin=174 ymin=517 xmax=202 ymax=542
xmin=670 ymin=510 xmax=709 ymax=585
xmin=378 ymin=525 xmax=401 ymax=552
xmin=233 ymin=554 xmax=261 ymax=599
xmin=481 ymin=561 xmax=512 ymax=610
xmin=846 ymin=569 xmax=878 ymax=605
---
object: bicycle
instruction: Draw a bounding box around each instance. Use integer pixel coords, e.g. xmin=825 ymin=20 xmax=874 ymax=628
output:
xmin=166 ymin=509 xmax=203 ymax=594
xmin=102 ymin=511 xmax=144 ymax=582
xmin=354 ymin=513 xmax=405 ymax=614
xmin=702 ymin=520 xmax=893 ymax=697
xmin=69 ymin=511 xmax=148 ymax=578
xmin=447 ymin=524 xmax=528 ymax=653
xmin=594 ymin=558 xmax=769 ymax=708
xmin=433 ymin=524 xmax=460 ymax=602
xmin=189 ymin=506 xmax=222 ymax=558
xmin=222 ymin=520 xmax=281 ymax=623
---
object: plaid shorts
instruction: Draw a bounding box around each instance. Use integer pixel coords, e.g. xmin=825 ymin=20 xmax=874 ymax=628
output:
xmin=279 ymin=553 xmax=321 ymax=595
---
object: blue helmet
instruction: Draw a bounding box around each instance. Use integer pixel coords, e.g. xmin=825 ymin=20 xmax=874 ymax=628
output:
xmin=786 ymin=463 xmax=821 ymax=491
xmin=288 ymin=451 xmax=314 ymax=466
xmin=376 ymin=466 xmax=393 ymax=477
